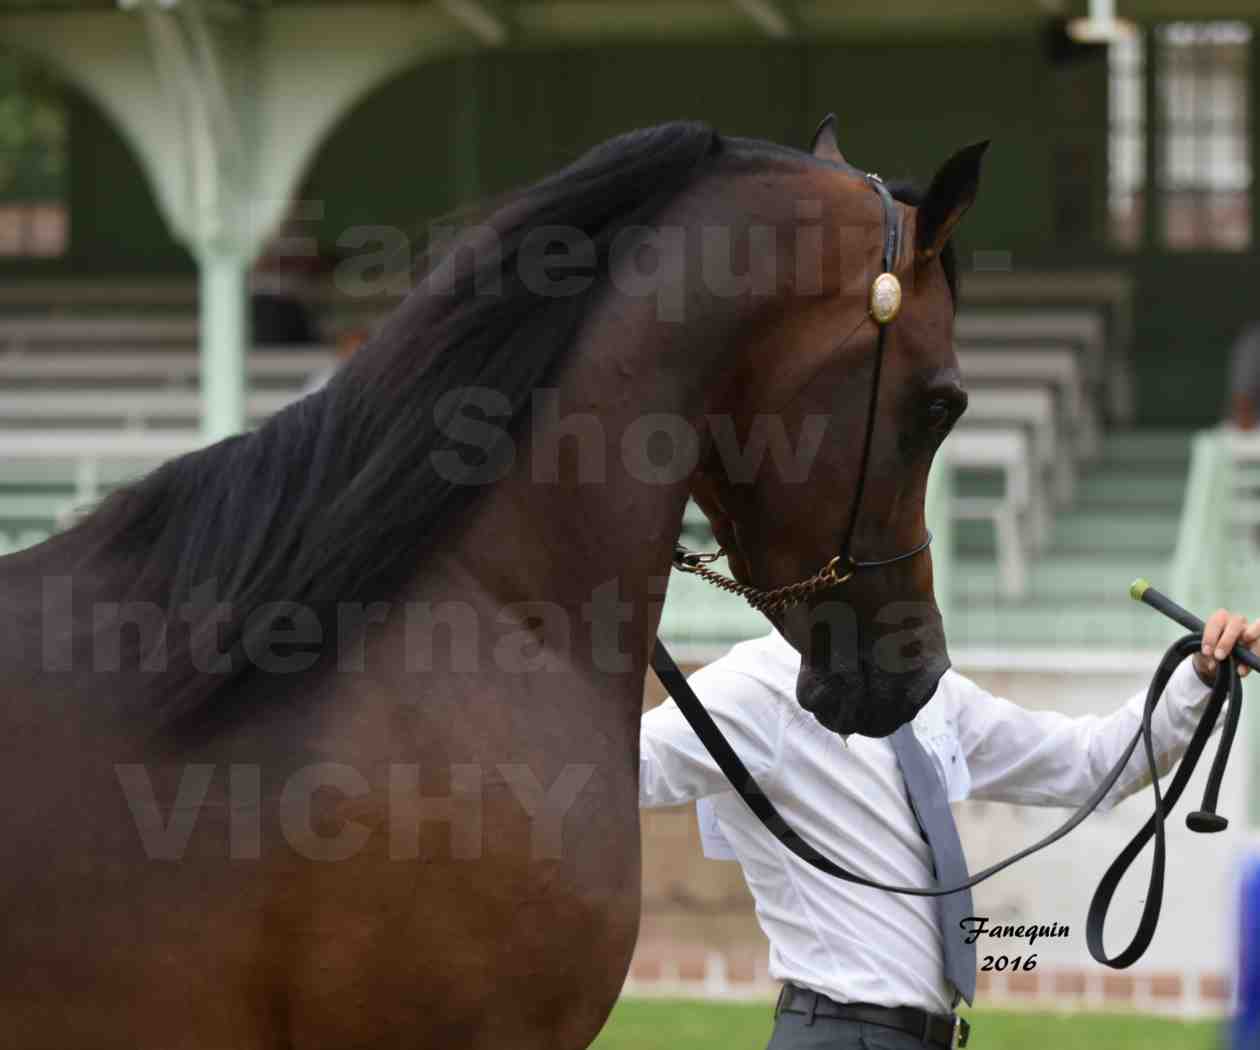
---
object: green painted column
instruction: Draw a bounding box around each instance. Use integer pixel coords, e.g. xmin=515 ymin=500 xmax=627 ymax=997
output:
xmin=199 ymin=252 xmax=249 ymax=440
xmin=0 ymin=5 xmax=471 ymax=440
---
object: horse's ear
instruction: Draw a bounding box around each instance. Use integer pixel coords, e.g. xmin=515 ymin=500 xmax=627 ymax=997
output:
xmin=810 ymin=114 xmax=847 ymax=165
xmin=915 ymin=140 xmax=990 ymax=263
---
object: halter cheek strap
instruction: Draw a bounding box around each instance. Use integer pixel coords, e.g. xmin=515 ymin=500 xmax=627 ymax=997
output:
xmin=835 ymin=173 xmax=913 ymax=576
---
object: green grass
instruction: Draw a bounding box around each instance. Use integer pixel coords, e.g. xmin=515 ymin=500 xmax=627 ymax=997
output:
xmin=589 ymin=998 xmax=1226 ymax=1050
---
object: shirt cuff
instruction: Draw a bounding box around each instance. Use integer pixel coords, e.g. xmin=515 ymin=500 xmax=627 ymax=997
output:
xmin=1162 ymin=658 xmax=1215 ymax=720
xmin=1122 ymin=658 xmax=1212 ymax=726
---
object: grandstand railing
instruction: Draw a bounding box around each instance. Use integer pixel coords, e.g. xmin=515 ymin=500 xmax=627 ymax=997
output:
xmin=1169 ymin=428 xmax=1231 ymax=613
xmin=1167 ymin=427 xmax=1260 ymax=615
xmin=1168 ymin=426 xmax=1260 ymax=826
xmin=925 ymin=452 xmax=954 ymax=631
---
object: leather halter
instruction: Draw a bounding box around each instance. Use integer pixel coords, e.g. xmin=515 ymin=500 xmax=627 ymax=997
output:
xmin=672 ymin=172 xmax=932 ymax=615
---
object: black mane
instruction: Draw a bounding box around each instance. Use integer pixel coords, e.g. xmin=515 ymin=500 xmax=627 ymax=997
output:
xmin=74 ymin=121 xmax=724 ymax=727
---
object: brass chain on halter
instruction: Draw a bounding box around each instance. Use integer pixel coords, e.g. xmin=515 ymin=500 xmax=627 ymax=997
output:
xmin=671 ymin=546 xmax=854 ymax=616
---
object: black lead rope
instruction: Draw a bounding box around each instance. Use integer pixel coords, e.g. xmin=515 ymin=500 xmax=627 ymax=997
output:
xmin=650 ymin=631 xmax=1243 ymax=969
xmin=1086 ymin=636 xmax=1242 ymax=967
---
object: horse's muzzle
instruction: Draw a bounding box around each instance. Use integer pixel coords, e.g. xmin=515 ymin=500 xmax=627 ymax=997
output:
xmin=795 ymin=642 xmax=950 ymax=738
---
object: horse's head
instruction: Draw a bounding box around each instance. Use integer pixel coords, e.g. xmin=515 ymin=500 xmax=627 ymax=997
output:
xmin=691 ymin=119 xmax=988 ymax=737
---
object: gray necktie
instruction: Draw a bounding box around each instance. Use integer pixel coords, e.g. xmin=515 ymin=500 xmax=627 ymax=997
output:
xmin=890 ymin=723 xmax=977 ymax=1006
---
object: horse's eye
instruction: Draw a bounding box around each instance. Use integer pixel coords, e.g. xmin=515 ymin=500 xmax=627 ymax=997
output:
xmin=927 ymin=399 xmax=952 ymax=432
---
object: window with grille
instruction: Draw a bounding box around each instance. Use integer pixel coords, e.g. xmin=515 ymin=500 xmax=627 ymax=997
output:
xmin=0 ymin=51 xmax=67 ymax=259
xmin=1158 ymin=21 xmax=1251 ymax=251
xmin=1108 ymin=21 xmax=1252 ymax=252
xmin=1108 ymin=30 xmax=1146 ymax=249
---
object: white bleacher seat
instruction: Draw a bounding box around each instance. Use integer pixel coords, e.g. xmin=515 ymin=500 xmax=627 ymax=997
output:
xmin=943 ymin=428 xmax=1031 ymax=599
xmin=0 ymin=390 xmax=295 ymax=428
xmin=962 ymin=271 xmax=1132 ymax=321
xmin=0 ymin=350 xmax=332 ymax=387
xmin=956 ymin=347 xmax=1098 ymax=460
xmin=962 ymin=386 xmax=1071 ymax=506
xmin=0 ymin=431 xmax=204 ymax=457
xmin=956 ymin=309 xmax=1106 ymax=385
xmin=0 ymin=494 xmax=74 ymax=518
xmin=0 ymin=430 xmax=205 ymax=505
xmin=0 ymin=316 xmax=199 ymax=350
xmin=945 ymin=429 xmax=1030 ymax=508
xmin=0 ymin=495 xmax=82 ymax=530
xmin=961 ymin=271 xmax=1135 ymax=420
xmin=0 ymin=280 xmax=197 ymax=309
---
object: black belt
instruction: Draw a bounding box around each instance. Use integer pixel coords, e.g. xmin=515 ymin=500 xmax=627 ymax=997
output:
xmin=775 ymin=984 xmax=969 ymax=1048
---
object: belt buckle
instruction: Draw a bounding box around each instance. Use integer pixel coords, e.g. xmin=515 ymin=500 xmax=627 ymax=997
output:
xmin=951 ymin=1016 xmax=971 ymax=1048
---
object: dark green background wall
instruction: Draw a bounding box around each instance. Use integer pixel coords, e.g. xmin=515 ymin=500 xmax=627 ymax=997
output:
xmin=14 ymin=34 xmax=1256 ymax=425
xmin=65 ymin=91 xmax=191 ymax=274
xmin=299 ymin=40 xmax=1092 ymax=262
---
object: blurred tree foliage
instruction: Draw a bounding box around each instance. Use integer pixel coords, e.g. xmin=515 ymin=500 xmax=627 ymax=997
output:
xmin=0 ymin=48 xmax=65 ymax=201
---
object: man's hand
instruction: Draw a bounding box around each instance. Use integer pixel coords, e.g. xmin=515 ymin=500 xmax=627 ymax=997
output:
xmin=1194 ymin=610 xmax=1260 ymax=685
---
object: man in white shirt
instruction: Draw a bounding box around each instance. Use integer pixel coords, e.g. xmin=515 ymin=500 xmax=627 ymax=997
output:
xmin=639 ymin=609 xmax=1260 ymax=1049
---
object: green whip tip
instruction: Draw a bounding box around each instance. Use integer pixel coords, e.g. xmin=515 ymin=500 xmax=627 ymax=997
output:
xmin=1130 ymin=578 xmax=1151 ymax=602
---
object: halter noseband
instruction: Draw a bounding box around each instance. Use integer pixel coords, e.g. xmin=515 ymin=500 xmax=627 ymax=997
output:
xmin=673 ymin=171 xmax=933 ymax=615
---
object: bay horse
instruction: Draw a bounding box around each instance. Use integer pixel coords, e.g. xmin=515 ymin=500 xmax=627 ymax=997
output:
xmin=0 ymin=119 xmax=984 ymax=1047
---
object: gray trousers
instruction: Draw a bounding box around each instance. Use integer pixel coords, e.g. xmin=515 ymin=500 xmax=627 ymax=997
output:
xmin=766 ymin=1010 xmax=939 ymax=1050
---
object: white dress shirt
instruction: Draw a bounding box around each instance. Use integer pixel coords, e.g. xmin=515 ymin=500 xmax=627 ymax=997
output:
xmin=639 ymin=629 xmax=1214 ymax=1014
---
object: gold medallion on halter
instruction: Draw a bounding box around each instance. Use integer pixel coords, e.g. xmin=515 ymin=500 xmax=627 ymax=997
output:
xmin=869 ymin=272 xmax=902 ymax=326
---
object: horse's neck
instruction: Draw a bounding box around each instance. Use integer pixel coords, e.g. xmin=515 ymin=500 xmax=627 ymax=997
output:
xmin=402 ymin=288 xmax=741 ymax=692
